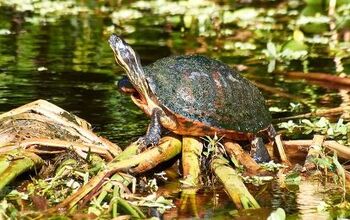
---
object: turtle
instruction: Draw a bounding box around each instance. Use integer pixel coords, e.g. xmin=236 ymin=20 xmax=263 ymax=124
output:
xmin=108 ymin=34 xmax=276 ymax=163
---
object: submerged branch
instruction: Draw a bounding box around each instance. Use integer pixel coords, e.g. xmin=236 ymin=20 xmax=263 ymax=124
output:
xmin=251 ymin=81 xmax=302 ymax=101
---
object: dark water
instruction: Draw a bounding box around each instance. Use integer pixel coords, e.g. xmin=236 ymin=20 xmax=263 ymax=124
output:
xmin=0 ymin=0 xmax=349 ymax=218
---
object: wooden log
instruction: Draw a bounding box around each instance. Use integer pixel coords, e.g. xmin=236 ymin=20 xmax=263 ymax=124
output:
xmin=181 ymin=137 xmax=202 ymax=186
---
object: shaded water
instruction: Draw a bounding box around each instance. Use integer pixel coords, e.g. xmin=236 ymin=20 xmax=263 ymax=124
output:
xmin=0 ymin=0 xmax=349 ymax=218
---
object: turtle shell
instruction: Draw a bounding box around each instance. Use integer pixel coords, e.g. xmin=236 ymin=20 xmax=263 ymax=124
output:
xmin=143 ymin=55 xmax=271 ymax=135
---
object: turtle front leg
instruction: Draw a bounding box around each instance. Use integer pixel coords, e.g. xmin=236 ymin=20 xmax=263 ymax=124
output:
xmin=139 ymin=108 xmax=163 ymax=149
xmin=250 ymin=137 xmax=270 ymax=163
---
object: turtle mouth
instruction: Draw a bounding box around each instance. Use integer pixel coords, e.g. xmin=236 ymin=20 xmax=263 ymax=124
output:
xmin=130 ymin=92 xmax=148 ymax=110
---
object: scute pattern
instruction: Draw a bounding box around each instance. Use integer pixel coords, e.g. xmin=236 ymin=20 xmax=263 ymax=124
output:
xmin=144 ymin=55 xmax=271 ymax=133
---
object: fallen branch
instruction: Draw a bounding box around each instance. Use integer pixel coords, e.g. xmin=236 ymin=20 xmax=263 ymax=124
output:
xmin=282 ymin=139 xmax=350 ymax=160
xmin=285 ymin=71 xmax=350 ymax=87
xmin=211 ymin=156 xmax=260 ymax=209
xmin=0 ymin=100 xmax=121 ymax=156
xmin=223 ymin=141 xmax=261 ymax=175
xmin=181 ymin=137 xmax=202 ymax=186
xmin=53 ymin=136 xmax=182 ymax=210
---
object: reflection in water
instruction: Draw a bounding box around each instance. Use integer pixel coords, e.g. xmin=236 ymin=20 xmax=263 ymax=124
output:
xmin=297 ymin=180 xmax=329 ymax=220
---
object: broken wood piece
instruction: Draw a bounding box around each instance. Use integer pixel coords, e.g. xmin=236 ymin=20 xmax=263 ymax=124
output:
xmin=211 ymin=156 xmax=260 ymax=209
xmin=274 ymin=134 xmax=290 ymax=166
xmin=223 ymin=141 xmax=261 ymax=175
xmin=0 ymin=149 xmax=44 ymax=191
xmin=0 ymin=100 xmax=121 ymax=156
xmin=131 ymin=136 xmax=182 ymax=174
xmin=303 ymin=135 xmax=325 ymax=171
xmin=181 ymin=136 xmax=202 ymax=186
xmin=1 ymin=138 xmax=114 ymax=161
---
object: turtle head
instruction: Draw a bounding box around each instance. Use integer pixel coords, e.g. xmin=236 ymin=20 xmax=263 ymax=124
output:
xmin=109 ymin=34 xmax=148 ymax=96
xmin=108 ymin=34 xmax=140 ymax=74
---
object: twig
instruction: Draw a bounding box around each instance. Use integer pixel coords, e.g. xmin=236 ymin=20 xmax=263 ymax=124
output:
xmin=274 ymin=134 xmax=290 ymax=165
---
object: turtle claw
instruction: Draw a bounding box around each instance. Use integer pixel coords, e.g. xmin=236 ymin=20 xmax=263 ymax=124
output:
xmin=137 ymin=133 xmax=161 ymax=152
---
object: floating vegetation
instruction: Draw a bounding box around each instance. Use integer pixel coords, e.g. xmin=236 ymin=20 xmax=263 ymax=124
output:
xmin=279 ymin=117 xmax=349 ymax=143
xmin=0 ymin=0 xmax=90 ymax=23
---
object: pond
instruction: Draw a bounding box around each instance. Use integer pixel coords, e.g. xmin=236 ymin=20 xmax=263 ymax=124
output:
xmin=0 ymin=0 xmax=349 ymax=219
